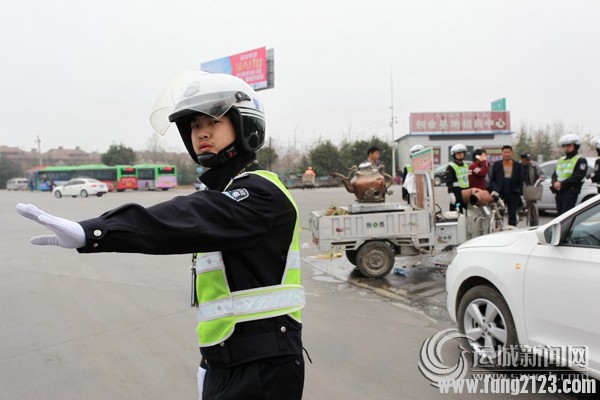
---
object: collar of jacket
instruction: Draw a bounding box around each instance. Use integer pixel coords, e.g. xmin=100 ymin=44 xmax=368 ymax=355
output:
xmin=200 ymin=152 xmax=260 ymax=192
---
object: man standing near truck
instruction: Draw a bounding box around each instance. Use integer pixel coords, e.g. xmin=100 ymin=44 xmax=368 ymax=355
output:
xmin=490 ymin=145 xmax=523 ymax=227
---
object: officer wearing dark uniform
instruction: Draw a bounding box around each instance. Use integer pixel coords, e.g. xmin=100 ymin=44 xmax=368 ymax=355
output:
xmin=446 ymin=143 xmax=469 ymax=213
xmin=591 ymin=138 xmax=600 ymax=194
xmin=16 ymin=72 xmax=305 ymax=400
xmin=551 ymin=133 xmax=588 ymax=216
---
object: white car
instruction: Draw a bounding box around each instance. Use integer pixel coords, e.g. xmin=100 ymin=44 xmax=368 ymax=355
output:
xmin=537 ymin=158 xmax=598 ymax=213
xmin=53 ymin=178 xmax=108 ymax=198
xmin=446 ymin=194 xmax=600 ymax=379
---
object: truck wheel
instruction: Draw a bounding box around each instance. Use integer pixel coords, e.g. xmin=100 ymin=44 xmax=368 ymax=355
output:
xmin=356 ymin=241 xmax=394 ymax=278
xmin=345 ymin=250 xmax=357 ymax=266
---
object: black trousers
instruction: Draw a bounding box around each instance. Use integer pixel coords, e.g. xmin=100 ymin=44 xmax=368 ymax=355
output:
xmin=203 ymin=356 xmax=304 ymax=399
xmin=556 ymin=191 xmax=579 ymax=216
xmin=501 ymin=193 xmax=520 ymax=227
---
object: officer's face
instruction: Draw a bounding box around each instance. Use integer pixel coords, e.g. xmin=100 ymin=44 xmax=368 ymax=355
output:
xmin=190 ymin=114 xmax=236 ymax=156
xmin=562 ymin=144 xmax=575 ymax=153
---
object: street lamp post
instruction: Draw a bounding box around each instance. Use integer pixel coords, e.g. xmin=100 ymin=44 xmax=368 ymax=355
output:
xmin=389 ymin=73 xmax=397 ymax=176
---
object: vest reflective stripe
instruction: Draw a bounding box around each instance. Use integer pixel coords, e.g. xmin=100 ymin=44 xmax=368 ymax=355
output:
xmin=556 ymin=155 xmax=581 ymax=181
xmin=450 ymin=162 xmax=469 ymax=188
xmin=196 ymin=285 xmax=305 ymax=322
xmin=194 ymin=170 xmax=303 ymax=347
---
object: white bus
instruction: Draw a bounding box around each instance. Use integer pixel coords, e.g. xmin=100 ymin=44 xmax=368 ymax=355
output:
xmin=6 ymin=178 xmax=28 ymax=190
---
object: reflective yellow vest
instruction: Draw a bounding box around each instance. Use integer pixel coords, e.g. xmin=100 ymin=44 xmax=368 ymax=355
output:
xmin=449 ymin=162 xmax=469 ymax=188
xmin=556 ymin=155 xmax=581 ymax=181
xmin=194 ymin=170 xmax=304 ymax=347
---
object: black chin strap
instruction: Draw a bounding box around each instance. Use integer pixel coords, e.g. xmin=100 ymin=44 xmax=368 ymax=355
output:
xmin=197 ymin=144 xmax=239 ymax=167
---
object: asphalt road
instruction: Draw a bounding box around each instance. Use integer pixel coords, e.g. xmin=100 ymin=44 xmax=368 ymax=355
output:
xmin=0 ymin=187 xmax=576 ymax=400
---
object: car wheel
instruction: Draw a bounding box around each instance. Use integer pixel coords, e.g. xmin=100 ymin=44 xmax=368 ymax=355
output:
xmin=345 ymin=250 xmax=357 ymax=266
xmin=54 ymin=191 xmax=62 ymax=198
xmin=355 ymin=241 xmax=394 ymax=278
xmin=80 ymin=190 xmax=88 ymax=198
xmin=457 ymin=285 xmax=518 ymax=361
xmin=96 ymin=193 xmax=103 ymax=197
xmin=434 ymin=176 xmax=442 ymax=186
xmin=581 ymin=195 xmax=595 ymax=204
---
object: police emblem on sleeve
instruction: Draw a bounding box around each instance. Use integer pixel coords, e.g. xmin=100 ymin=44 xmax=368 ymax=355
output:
xmin=223 ymin=188 xmax=249 ymax=202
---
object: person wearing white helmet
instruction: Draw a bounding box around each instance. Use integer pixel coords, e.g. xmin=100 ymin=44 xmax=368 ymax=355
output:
xmin=551 ymin=133 xmax=588 ymax=215
xmin=446 ymin=143 xmax=469 ymax=212
xmin=16 ymin=71 xmax=305 ymax=399
xmin=401 ymin=144 xmax=425 ymax=202
xmin=490 ymin=145 xmax=523 ymax=226
xmin=590 ymin=138 xmax=600 ymax=194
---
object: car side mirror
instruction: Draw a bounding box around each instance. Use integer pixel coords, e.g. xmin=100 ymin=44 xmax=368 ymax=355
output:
xmin=536 ymin=222 xmax=560 ymax=246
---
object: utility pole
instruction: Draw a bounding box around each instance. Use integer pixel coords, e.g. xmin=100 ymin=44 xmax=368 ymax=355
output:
xmin=389 ymin=72 xmax=397 ymax=175
xmin=35 ymin=135 xmax=42 ymax=166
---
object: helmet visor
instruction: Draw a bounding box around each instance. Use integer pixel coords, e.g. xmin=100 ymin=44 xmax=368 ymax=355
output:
xmin=149 ymin=71 xmax=242 ymax=135
xmin=151 ymin=92 xmax=238 ymax=136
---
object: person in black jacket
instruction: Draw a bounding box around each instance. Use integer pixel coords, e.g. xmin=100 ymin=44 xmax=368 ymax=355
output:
xmin=446 ymin=143 xmax=469 ymax=213
xmin=591 ymin=138 xmax=600 ymax=194
xmin=490 ymin=145 xmax=523 ymax=227
xmin=16 ymin=72 xmax=305 ymax=400
xmin=551 ymin=133 xmax=588 ymax=215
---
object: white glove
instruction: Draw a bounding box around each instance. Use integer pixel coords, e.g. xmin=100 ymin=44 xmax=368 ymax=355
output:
xmin=448 ymin=193 xmax=456 ymax=204
xmin=16 ymin=203 xmax=86 ymax=248
xmin=491 ymin=191 xmax=500 ymax=198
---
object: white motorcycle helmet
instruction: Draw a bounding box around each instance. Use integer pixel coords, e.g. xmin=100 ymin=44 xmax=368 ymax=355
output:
xmin=450 ymin=143 xmax=467 ymax=156
xmin=150 ymin=71 xmax=266 ymax=166
xmin=409 ymin=144 xmax=425 ymax=156
xmin=558 ymin=133 xmax=581 ymax=146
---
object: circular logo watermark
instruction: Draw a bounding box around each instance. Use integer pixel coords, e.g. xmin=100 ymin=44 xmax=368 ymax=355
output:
xmin=418 ymin=328 xmax=472 ymax=387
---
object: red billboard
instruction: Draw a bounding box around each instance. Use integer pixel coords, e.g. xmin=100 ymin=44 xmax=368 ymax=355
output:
xmin=201 ymin=47 xmax=268 ymax=90
xmin=409 ymin=112 xmax=510 ymax=134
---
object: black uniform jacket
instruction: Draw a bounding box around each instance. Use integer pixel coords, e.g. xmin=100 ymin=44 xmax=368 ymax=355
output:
xmin=77 ymin=152 xmax=302 ymax=367
xmin=445 ymin=162 xmax=467 ymax=203
xmin=550 ymin=155 xmax=588 ymax=194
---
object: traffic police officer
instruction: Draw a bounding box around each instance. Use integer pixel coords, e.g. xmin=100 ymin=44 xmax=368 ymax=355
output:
xmin=16 ymin=72 xmax=305 ymax=400
xmin=591 ymin=138 xmax=600 ymax=194
xmin=401 ymin=144 xmax=424 ymax=202
xmin=551 ymin=133 xmax=588 ymax=215
xmin=446 ymin=143 xmax=469 ymax=212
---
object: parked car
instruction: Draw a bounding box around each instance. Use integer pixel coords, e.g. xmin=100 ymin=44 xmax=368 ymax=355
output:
xmin=433 ymin=161 xmax=472 ymax=186
xmin=537 ymin=158 xmax=598 ymax=213
xmin=446 ymin=194 xmax=600 ymax=379
xmin=6 ymin=177 xmax=28 ymax=190
xmin=53 ymin=178 xmax=108 ymax=198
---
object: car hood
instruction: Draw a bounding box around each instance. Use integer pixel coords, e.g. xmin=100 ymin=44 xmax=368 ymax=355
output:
xmin=458 ymin=227 xmax=536 ymax=249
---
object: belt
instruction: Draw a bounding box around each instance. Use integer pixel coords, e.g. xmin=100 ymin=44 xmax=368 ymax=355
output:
xmin=200 ymin=328 xmax=302 ymax=369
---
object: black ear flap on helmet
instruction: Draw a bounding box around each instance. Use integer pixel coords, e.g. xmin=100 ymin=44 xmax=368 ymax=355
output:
xmin=242 ymin=115 xmax=265 ymax=152
xmin=226 ymin=107 xmax=266 ymax=153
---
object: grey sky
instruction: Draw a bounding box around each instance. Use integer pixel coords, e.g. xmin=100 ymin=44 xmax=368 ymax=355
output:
xmin=1 ymin=0 xmax=599 ymax=154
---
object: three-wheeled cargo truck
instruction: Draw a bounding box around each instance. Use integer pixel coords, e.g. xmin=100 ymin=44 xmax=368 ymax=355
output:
xmin=309 ymin=171 xmax=467 ymax=278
